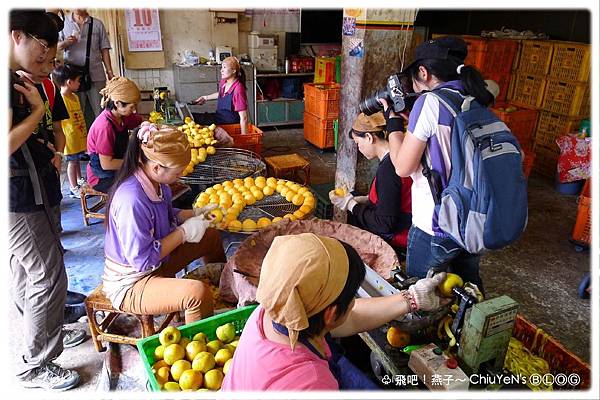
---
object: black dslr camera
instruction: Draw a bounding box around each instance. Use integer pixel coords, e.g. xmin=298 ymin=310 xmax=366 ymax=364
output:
xmin=359 ymin=73 xmax=419 ymax=116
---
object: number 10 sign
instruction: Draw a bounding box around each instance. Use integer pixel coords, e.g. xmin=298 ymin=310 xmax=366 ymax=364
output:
xmin=125 ymin=9 xmax=163 ymax=52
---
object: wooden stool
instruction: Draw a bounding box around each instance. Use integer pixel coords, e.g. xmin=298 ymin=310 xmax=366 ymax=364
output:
xmin=264 ymin=153 xmax=311 ymax=185
xmin=85 ymin=284 xmax=180 ymax=352
xmin=80 ymin=186 xmax=108 ymax=226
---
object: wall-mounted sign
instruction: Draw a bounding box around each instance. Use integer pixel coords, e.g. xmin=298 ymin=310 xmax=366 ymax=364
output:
xmin=125 ymin=9 xmax=163 ymax=52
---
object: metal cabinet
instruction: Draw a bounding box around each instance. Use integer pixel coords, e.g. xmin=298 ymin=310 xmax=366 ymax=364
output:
xmin=254 ymin=72 xmax=314 ymax=127
xmin=173 ymin=64 xmax=255 ymax=123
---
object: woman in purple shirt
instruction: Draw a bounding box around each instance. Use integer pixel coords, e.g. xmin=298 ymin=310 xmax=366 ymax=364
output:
xmin=384 ymin=36 xmax=494 ymax=291
xmin=191 ymin=56 xmax=249 ymax=134
xmin=101 ymin=122 xmax=226 ymax=323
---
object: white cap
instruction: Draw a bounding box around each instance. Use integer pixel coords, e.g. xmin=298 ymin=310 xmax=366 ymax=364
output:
xmin=484 ymin=79 xmax=500 ymax=100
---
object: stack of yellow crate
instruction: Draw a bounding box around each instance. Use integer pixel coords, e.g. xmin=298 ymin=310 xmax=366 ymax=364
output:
xmin=509 ymin=40 xmax=591 ymax=178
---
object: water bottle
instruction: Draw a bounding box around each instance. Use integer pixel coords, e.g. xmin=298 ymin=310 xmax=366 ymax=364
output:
xmin=285 ymin=58 xmax=290 ymax=74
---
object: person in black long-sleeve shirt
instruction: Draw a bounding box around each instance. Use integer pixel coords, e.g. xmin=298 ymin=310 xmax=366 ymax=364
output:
xmin=330 ymin=112 xmax=412 ymax=255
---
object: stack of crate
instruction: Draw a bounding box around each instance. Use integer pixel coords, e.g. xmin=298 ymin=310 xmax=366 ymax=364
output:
xmin=303 ymin=83 xmax=340 ymax=150
xmin=431 ymin=34 xmax=519 ymax=103
xmin=509 ymin=40 xmax=591 ymax=178
xmin=461 ymin=35 xmax=519 ymax=102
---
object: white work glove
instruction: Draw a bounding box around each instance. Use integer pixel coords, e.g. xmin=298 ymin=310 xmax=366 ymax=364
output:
xmin=329 ymin=191 xmax=358 ymax=212
xmin=193 ymin=203 xmax=218 ymax=218
xmin=354 ymin=195 xmax=369 ymax=204
xmin=407 ymin=272 xmax=447 ymax=312
xmin=179 ymin=216 xmax=210 ymax=243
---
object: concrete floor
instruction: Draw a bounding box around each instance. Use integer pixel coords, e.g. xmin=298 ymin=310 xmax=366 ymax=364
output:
xmin=8 ymin=126 xmax=591 ymax=393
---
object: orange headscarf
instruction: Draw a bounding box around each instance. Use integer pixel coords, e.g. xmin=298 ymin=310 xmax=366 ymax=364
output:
xmin=256 ymin=233 xmax=349 ymax=350
xmin=100 ymin=76 xmax=141 ymax=108
xmin=137 ymin=122 xmax=190 ymax=169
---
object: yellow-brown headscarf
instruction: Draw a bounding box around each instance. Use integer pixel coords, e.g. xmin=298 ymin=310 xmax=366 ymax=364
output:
xmin=100 ymin=76 xmax=141 ymax=108
xmin=352 ymin=112 xmax=386 ymax=133
xmin=137 ymin=122 xmax=191 ymax=169
xmin=256 ymin=233 xmax=349 ymax=350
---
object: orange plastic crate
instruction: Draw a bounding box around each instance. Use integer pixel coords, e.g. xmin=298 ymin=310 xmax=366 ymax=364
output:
xmin=484 ymin=72 xmax=511 ymax=102
xmin=516 ymin=40 xmax=554 ymax=76
xmin=484 ymin=40 xmax=519 ymax=74
xmin=542 ymin=79 xmax=590 ymax=117
xmin=533 ymin=144 xmax=559 ymax=178
xmin=491 ymin=102 xmax=538 ymax=151
xmin=512 ymin=314 xmax=591 ymax=390
xmin=219 ymin=123 xmax=263 ymax=155
xmin=463 ymin=35 xmax=487 ymax=72
xmin=303 ymin=112 xmax=335 ymax=150
xmin=304 ymin=83 xmax=340 ymax=119
xmin=508 ymin=72 xmax=546 ymax=109
xmin=572 ymin=194 xmax=591 ymax=246
xmin=549 ymin=42 xmax=591 ymax=82
xmin=535 ymin=111 xmax=583 ymax=149
xmin=462 ymin=35 xmax=488 ymax=53
xmin=511 ymin=41 xmax=522 ymax=71
xmin=432 ymin=35 xmax=517 ymax=74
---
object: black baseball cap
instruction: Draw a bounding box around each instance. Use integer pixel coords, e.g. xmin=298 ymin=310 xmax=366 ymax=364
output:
xmin=401 ymin=36 xmax=468 ymax=74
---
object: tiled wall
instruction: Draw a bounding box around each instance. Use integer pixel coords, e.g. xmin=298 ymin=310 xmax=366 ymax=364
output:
xmin=124 ymin=68 xmax=176 ymax=94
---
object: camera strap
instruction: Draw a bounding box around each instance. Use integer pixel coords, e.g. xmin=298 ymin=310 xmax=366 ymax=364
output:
xmin=420 ymin=153 xmax=443 ymax=206
xmin=83 ymin=17 xmax=94 ymax=75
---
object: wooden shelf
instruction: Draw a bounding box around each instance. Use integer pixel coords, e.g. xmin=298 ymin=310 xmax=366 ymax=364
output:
xmin=256 ymin=72 xmax=314 ymax=78
xmin=257 ymin=98 xmax=304 ymax=103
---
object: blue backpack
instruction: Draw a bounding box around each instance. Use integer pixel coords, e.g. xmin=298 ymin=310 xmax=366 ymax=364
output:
xmin=421 ymin=88 xmax=528 ymax=254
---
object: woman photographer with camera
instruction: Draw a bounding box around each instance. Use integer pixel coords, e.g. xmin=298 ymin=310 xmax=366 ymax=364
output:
xmin=329 ymin=112 xmax=412 ymax=259
xmin=382 ymin=36 xmax=494 ymax=291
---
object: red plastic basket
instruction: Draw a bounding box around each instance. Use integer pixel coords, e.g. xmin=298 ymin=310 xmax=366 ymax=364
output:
xmin=303 ymin=83 xmax=340 ymax=119
xmin=219 ymin=123 xmax=263 ymax=155
xmin=491 ymin=102 xmax=538 ymax=151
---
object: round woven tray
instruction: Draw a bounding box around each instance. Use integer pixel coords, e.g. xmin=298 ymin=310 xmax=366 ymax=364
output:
xmin=218 ymin=219 xmax=401 ymax=306
xmin=194 ymin=178 xmax=316 ymax=234
xmin=179 ymin=147 xmax=265 ymax=186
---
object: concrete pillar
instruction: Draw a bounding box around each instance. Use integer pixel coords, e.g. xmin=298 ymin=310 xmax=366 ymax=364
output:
xmin=334 ymin=9 xmax=418 ymax=220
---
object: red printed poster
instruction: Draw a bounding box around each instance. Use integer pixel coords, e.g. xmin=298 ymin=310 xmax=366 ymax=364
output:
xmin=125 ymin=9 xmax=163 ymax=52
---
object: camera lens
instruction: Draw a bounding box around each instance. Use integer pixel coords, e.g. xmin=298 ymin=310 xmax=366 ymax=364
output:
xmin=359 ymin=97 xmax=383 ymax=116
xmin=359 ymin=89 xmax=388 ymax=116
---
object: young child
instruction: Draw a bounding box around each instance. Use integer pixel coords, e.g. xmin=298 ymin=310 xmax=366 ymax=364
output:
xmin=52 ymin=63 xmax=88 ymax=198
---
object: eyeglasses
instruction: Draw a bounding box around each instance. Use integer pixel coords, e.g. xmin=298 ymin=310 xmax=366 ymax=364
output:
xmin=26 ymin=32 xmax=50 ymax=59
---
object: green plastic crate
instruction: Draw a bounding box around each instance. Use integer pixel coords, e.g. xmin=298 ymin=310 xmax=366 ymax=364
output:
xmin=310 ymin=182 xmax=334 ymax=219
xmin=136 ymin=304 xmax=258 ymax=392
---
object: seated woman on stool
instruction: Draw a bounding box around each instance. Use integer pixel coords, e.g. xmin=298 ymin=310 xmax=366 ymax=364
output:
xmin=190 ymin=56 xmax=249 ymax=134
xmin=329 ymin=112 xmax=412 ymax=258
xmin=86 ymin=77 xmax=143 ymax=193
xmin=101 ymin=122 xmax=226 ymax=323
